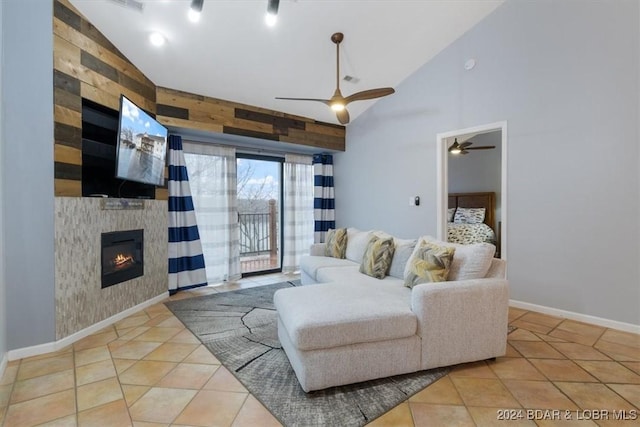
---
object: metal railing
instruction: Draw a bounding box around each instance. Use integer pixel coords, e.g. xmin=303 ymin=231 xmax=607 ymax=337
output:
xmin=238 ymin=199 xmax=278 ymax=260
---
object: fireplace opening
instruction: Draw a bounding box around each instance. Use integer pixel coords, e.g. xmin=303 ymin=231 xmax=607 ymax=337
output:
xmin=101 ymin=229 xmax=143 ymax=288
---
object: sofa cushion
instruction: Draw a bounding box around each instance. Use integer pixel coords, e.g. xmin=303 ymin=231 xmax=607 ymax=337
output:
xmin=404 ymin=240 xmax=455 ymax=288
xmin=359 ymin=236 xmax=395 ymax=279
xmin=300 ymin=256 xmax=358 ymax=281
xmin=345 ymin=228 xmax=374 ymax=262
xmin=324 ymin=228 xmax=347 ymax=258
xmin=274 ymin=282 xmax=415 ymax=351
xmin=316 ymin=266 xmax=403 ymax=286
xmin=406 ymin=236 xmax=495 ymax=281
xmin=388 ymin=239 xmax=417 ymax=279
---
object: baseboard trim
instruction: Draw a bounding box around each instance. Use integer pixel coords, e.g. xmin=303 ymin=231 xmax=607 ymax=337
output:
xmin=510 ymin=299 xmax=640 ymax=334
xmin=7 ymin=293 xmax=169 ymax=361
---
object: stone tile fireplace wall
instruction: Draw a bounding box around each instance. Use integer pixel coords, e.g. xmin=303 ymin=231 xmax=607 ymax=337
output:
xmin=55 ymin=197 xmax=167 ymax=340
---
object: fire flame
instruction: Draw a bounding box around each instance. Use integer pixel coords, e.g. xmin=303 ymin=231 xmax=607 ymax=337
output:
xmin=113 ymin=253 xmax=134 ymax=267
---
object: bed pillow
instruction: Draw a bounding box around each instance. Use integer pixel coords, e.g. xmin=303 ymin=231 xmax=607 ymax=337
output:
xmin=447 ymin=207 xmax=456 ymax=222
xmin=345 ymin=228 xmax=374 ymax=262
xmin=453 ymin=207 xmax=486 ymax=224
xmin=404 ymin=240 xmax=455 ymax=288
xmin=359 ymin=236 xmax=395 ymax=279
xmin=324 ymin=228 xmax=347 ymax=259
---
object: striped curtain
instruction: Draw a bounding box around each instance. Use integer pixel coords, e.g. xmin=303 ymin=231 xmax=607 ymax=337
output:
xmin=312 ymin=154 xmax=335 ymax=243
xmin=282 ymin=154 xmax=314 ymax=272
xmin=168 ymin=135 xmax=208 ymax=294
xmin=183 ymin=142 xmax=241 ymax=283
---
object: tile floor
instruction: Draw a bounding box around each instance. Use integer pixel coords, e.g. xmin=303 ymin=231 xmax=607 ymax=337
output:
xmin=0 ymin=272 xmax=639 ymax=426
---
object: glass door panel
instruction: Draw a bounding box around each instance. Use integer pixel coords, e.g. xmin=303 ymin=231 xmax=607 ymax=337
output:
xmin=236 ymin=155 xmax=282 ymax=275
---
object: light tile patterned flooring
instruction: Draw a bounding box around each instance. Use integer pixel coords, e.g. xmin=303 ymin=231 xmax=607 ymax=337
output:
xmin=0 ymin=272 xmax=639 ymax=426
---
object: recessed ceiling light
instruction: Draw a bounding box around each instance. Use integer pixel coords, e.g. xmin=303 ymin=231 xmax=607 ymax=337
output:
xmin=265 ymin=0 xmax=279 ymax=27
xmin=149 ymin=32 xmax=166 ymax=47
xmin=188 ymin=8 xmax=201 ymax=22
xmin=265 ymin=13 xmax=277 ymax=27
xmin=189 ymin=0 xmax=203 ymax=23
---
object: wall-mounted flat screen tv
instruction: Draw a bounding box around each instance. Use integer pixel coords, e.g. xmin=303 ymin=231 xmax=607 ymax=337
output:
xmin=115 ymin=95 xmax=168 ymax=186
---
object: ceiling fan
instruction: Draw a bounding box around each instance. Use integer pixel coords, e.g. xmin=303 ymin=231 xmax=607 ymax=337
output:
xmin=448 ymin=138 xmax=496 ymax=155
xmin=276 ymin=32 xmax=395 ymax=125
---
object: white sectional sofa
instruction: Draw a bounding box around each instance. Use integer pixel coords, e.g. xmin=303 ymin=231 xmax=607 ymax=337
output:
xmin=274 ymin=228 xmax=509 ymax=392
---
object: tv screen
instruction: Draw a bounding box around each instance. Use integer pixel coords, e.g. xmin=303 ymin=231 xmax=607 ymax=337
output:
xmin=115 ymin=95 xmax=168 ymax=186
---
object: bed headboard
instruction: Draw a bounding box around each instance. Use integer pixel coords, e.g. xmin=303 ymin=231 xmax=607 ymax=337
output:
xmin=448 ymin=192 xmax=496 ymax=231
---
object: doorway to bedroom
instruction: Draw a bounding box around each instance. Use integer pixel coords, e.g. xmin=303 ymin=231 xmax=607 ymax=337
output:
xmin=436 ymin=121 xmax=507 ymax=260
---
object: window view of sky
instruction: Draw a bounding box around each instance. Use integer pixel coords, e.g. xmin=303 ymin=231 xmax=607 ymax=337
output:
xmin=237 ymin=158 xmax=280 ymax=201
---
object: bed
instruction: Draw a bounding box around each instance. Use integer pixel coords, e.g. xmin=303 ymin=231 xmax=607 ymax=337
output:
xmin=447 ymin=192 xmax=498 ymax=252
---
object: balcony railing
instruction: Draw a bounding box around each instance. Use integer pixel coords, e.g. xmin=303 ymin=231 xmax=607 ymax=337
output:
xmin=238 ymin=199 xmax=278 ymax=273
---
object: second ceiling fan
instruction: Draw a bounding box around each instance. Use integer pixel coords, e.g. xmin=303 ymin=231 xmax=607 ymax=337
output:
xmin=449 ymin=138 xmax=496 ymax=155
xmin=276 ymin=32 xmax=395 ymax=125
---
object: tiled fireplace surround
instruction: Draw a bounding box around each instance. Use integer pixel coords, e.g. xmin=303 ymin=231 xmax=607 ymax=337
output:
xmin=54 ymin=197 xmax=168 ymax=340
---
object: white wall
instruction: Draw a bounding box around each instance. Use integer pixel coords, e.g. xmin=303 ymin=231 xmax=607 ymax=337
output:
xmin=448 ymin=131 xmax=502 ymax=223
xmin=336 ymin=0 xmax=640 ymax=325
xmin=2 ymin=0 xmax=55 ymax=349
xmin=0 ymin=0 xmax=7 ymax=365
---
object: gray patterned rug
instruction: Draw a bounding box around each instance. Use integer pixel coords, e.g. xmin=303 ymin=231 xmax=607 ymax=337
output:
xmin=165 ymin=281 xmax=448 ymax=427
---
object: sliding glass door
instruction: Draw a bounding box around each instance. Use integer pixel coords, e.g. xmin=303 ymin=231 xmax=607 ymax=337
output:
xmin=237 ymin=154 xmax=283 ymax=276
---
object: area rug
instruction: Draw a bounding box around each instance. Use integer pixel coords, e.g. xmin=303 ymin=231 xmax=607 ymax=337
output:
xmin=164 ymin=281 xmax=449 ymax=427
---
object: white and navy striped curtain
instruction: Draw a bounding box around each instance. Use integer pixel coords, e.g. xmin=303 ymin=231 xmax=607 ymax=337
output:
xmin=183 ymin=142 xmax=241 ymax=283
xmin=282 ymin=154 xmax=314 ymax=273
xmin=168 ymin=135 xmax=208 ymax=294
xmin=312 ymin=154 xmax=335 ymax=243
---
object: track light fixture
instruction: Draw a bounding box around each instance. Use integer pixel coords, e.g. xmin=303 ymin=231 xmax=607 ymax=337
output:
xmin=189 ymin=0 xmax=203 ymax=23
xmin=265 ymin=0 xmax=279 ymax=27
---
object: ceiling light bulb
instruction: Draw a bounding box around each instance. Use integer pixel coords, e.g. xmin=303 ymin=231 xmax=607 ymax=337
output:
xmin=331 ymin=103 xmax=345 ymax=112
xmin=265 ymin=12 xmax=277 ymax=27
xmin=149 ymin=32 xmax=166 ymax=47
xmin=188 ymin=8 xmax=201 ymax=22
xmin=450 ymin=148 xmax=461 ymax=154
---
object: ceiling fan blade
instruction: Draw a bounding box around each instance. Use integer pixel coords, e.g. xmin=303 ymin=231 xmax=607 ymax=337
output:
xmin=465 ymin=146 xmax=496 ymax=150
xmin=344 ymin=88 xmax=395 ymax=105
xmin=336 ymin=109 xmax=350 ymax=124
xmin=459 ymin=141 xmax=473 ymax=149
xmin=275 ymin=97 xmax=331 ymax=106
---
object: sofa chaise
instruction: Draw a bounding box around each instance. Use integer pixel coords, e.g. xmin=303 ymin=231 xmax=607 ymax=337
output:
xmin=274 ymin=228 xmax=509 ymax=392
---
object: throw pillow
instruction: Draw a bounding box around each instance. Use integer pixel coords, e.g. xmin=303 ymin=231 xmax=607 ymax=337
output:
xmin=453 ymin=207 xmax=486 ymax=224
xmin=404 ymin=241 xmax=455 ymax=288
xmin=345 ymin=228 xmax=374 ymax=262
xmin=324 ymin=228 xmax=347 ymax=259
xmin=359 ymin=236 xmax=395 ymax=279
xmin=388 ymin=239 xmax=417 ymax=279
xmin=406 ymin=236 xmax=495 ymax=281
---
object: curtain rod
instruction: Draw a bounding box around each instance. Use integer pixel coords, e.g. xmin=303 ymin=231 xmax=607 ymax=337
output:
xmin=179 ymin=136 xmax=323 ymax=158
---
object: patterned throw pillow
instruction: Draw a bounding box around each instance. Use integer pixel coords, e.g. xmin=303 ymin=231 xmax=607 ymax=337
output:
xmin=360 ymin=236 xmax=395 ymax=279
xmin=447 ymin=208 xmax=456 ymax=222
xmin=453 ymin=207 xmax=486 ymax=224
xmin=404 ymin=241 xmax=455 ymax=288
xmin=324 ymin=228 xmax=347 ymax=259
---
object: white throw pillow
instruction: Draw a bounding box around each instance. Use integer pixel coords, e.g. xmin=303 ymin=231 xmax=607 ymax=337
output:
xmin=388 ymin=239 xmax=417 ymax=279
xmin=404 ymin=236 xmax=495 ymax=281
xmin=345 ymin=228 xmax=374 ymax=262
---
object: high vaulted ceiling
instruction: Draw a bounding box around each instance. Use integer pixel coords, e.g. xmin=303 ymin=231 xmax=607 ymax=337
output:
xmin=69 ymin=0 xmax=503 ymax=125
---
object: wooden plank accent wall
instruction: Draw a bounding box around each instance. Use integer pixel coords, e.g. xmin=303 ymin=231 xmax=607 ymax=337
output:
xmin=53 ymin=0 xmax=160 ymax=198
xmin=52 ymin=0 xmax=345 ymax=198
xmin=156 ymin=87 xmax=345 ymax=151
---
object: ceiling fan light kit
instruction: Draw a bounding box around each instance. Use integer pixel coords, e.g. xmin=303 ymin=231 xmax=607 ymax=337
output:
xmin=276 ymin=32 xmax=395 ymax=124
